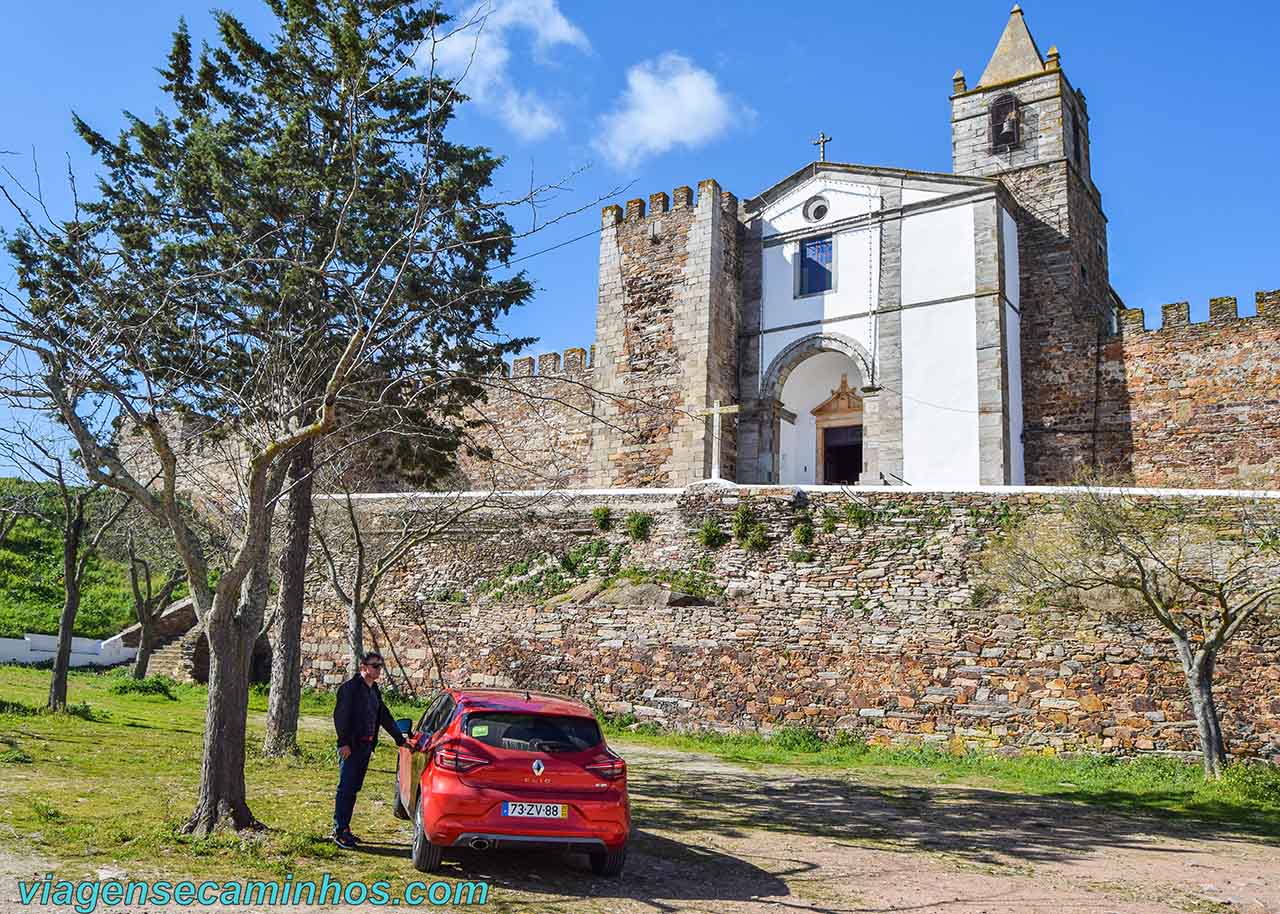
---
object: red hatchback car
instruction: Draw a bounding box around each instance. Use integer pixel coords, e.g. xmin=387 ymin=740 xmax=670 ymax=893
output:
xmin=393 ymin=688 xmax=630 ymax=876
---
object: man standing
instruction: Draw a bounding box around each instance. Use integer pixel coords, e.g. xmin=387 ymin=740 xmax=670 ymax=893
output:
xmin=332 ymin=651 xmax=406 ymax=848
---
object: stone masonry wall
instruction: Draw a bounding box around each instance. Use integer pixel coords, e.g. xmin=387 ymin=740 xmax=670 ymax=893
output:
xmin=451 ymin=346 xmax=597 ymax=490
xmin=1098 ymin=291 xmax=1280 ymax=487
xmin=299 ymin=486 xmax=1280 ymax=759
xmin=587 ymin=181 xmax=740 ymax=488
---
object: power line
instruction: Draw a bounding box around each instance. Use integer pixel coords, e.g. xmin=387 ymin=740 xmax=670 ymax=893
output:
xmin=506 ymin=226 xmax=601 ymax=266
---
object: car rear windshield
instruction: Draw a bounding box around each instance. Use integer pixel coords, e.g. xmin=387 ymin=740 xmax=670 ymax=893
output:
xmin=463 ymin=712 xmax=602 ymax=753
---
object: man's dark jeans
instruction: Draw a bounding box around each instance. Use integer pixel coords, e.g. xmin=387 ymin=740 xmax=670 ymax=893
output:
xmin=334 ymin=742 xmax=374 ymax=834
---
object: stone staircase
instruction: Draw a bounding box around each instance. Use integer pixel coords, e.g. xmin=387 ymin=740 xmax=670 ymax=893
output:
xmin=143 ymin=631 xmax=191 ymax=679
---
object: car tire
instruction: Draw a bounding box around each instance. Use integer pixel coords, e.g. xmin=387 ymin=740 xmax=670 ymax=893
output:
xmin=589 ymin=844 xmax=626 ymax=877
xmin=391 ymin=756 xmax=410 ymax=821
xmin=411 ymin=798 xmax=444 ymax=873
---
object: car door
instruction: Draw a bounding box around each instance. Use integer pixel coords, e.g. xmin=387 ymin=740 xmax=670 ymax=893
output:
xmin=402 ymin=694 xmax=455 ymax=812
xmin=399 ymin=694 xmax=444 ymax=812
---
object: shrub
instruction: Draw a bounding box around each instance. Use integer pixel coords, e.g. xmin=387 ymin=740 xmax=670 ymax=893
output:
xmin=731 ymin=502 xmax=756 ymax=541
xmin=789 ymin=549 xmax=815 ymax=564
xmin=591 ymin=506 xmax=613 ymax=531
xmin=844 ymin=501 xmax=878 ymax=529
xmin=742 ymin=523 xmax=770 ymax=552
xmin=109 ymin=675 xmax=177 ymax=700
xmin=625 ymin=512 xmax=653 ymax=542
xmin=792 ymin=520 xmax=814 ymax=546
xmin=969 ymin=583 xmax=996 ymax=608
xmin=1220 ymin=761 xmax=1280 ymax=806
xmin=0 ymin=699 xmax=39 ymax=717
xmin=830 ymin=730 xmax=870 ymax=753
xmin=60 ymin=701 xmax=105 ymax=721
xmin=770 ymin=726 xmax=825 ymax=753
xmin=820 ymin=509 xmax=839 ymax=534
xmin=0 ymin=748 xmax=33 ymax=764
xmin=696 ymin=518 xmax=727 ymax=549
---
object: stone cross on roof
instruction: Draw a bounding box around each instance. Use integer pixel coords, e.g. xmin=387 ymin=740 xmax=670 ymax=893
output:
xmin=812 ymin=131 xmax=832 ymax=162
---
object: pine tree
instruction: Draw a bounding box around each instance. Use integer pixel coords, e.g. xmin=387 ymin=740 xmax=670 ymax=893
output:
xmin=5 ymin=0 xmax=531 ymax=833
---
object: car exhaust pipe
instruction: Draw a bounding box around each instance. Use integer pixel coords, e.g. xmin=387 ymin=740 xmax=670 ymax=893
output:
xmin=469 ymin=838 xmax=492 ymax=851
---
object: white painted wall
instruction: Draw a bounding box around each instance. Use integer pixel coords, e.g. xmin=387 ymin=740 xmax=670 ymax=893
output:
xmin=778 ymin=351 xmax=863 ymax=485
xmin=1001 ymin=208 xmax=1025 ymax=484
xmin=901 ymin=298 xmax=980 ymax=486
xmin=757 ymin=176 xmax=880 ymax=384
xmin=901 ymin=200 xmax=976 ymax=307
xmin=0 ymin=633 xmax=136 ymax=667
xmin=1002 ymin=208 xmax=1021 ymax=310
xmin=1005 ymin=305 xmax=1025 ymax=484
xmin=750 ymin=170 xmax=998 ymax=487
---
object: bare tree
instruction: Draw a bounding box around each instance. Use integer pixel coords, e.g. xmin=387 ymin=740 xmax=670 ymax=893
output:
xmin=984 ymin=479 xmax=1280 ymax=779
xmin=0 ymin=0 xmax=618 ymax=831
xmin=311 ymin=463 xmax=496 ymax=687
xmin=0 ymin=428 xmax=129 ymax=709
xmin=99 ymin=503 xmax=192 ymax=679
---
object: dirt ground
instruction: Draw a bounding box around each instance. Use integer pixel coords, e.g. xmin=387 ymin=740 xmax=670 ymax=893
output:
xmin=2 ymin=743 xmax=1277 ymax=914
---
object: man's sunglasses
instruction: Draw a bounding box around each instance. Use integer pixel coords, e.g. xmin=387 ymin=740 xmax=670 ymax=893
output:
xmin=364 ymin=662 xmax=383 ymax=670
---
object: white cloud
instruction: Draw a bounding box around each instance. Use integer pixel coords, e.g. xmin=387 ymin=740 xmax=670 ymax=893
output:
xmin=594 ymin=53 xmax=744 ymax=170
xmin=427 ymin=0 xmax=589 ymax=141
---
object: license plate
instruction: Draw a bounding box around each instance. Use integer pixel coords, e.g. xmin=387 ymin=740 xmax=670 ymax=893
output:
xmin=501 ymin=802 xmax=567 ymax=819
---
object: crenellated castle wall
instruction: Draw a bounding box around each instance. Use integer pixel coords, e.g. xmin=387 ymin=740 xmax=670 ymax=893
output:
xmin=451 ymin=344 xmax=599 ymax=490
xmin=1096 ymin=290 xmax=1280 ymax=488
xmin=586 ymin=179 xmax=742 ymax=488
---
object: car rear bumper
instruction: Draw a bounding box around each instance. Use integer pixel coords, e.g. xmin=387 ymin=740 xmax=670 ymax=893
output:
xmin=452 ymin=832 xmax=608 ymax=852
xmin=423 ymin=774 xmax=630 ymax=851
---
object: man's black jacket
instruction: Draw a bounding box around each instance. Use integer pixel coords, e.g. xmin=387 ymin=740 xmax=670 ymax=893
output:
xmin=333 ymin=674 xmax=405 ymax=751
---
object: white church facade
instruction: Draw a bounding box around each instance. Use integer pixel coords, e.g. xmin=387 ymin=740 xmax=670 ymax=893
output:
xmin=750 ymin=164 xmax=1024 ymax=487
xmin=476 ymin=6 xmax=1149 ymax=492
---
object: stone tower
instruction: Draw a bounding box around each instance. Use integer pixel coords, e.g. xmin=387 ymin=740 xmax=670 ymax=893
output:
xmin=587 ymin=181 xmax=742 ymax=487
xmin=951 ymin=5 xmax=1115 ymax=483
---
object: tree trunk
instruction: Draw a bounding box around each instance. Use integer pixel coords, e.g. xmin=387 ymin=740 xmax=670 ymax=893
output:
xmin=131 ymin=615 xmax=154 ymax=680
xmin=184 ymin=617 xmax=260 ymax=834
xmin=48 ymin=513 xmax=85 ymax=711
xmin=346 ymin=598 xmax=364 ymax=679
xmin=1178 ymin=641 xmax=1228 ymax=780
xmin=263 ymin=442 xmax=314 ymax=757
xmin=184 ymin=550 xmax=272 ymax=835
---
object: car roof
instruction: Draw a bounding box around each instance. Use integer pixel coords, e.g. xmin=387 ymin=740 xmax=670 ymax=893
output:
xmin=448 ymin=688 xmax=595 ymax=718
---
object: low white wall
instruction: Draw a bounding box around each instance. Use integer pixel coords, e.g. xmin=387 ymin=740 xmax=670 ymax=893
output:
xmin=0 ymin=633 xmax=136 ymax=667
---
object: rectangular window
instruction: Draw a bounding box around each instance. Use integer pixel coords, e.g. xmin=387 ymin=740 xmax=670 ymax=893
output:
xmin=799 ymin=236 xmax=833 ymax=295
xmin=463 ymin=712 xmax=603 ymax=753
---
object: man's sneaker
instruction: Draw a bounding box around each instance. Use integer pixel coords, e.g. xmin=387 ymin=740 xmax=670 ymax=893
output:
xmin=344 ymin=830 xmax=362 ymax=844
xmin=333 ymin=830 xmax=357 ymax=849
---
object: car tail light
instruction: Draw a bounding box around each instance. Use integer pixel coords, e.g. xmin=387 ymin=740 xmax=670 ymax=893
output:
xmin=585 ymin=752 xmax=626 ymax=780
xmin=435 ymin=745 xmax=489 ymax=773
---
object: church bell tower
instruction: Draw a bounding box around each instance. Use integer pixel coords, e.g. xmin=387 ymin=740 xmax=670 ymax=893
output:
xmin=950 ymin=5 xmax=1115 ymax=484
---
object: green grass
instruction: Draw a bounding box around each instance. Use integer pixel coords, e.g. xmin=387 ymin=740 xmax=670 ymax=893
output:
xmin=0 ymin=516 xmax=136 ymax=639
xmin=1 ymin=663 xmax=1275 ymax=890
xmin=602 ymin=722 xmax=1280 ymax=833
xmin=0 ymin=664 xmax=435 ymax=884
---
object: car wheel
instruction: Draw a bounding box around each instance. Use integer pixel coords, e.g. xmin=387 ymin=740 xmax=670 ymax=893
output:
xmin=411 ymin=797 xmax=444 ymax=873
xmin=391 ymin=756 xmax=410 ymax=821
xmin=589 ymin=844 xmax=626 ymax=877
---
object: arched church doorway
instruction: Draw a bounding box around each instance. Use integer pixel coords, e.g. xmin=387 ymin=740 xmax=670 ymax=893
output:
xmin=777 ymin=349 xmax=865 ymax=485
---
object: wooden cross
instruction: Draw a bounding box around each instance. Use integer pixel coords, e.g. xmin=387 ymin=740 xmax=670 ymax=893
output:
xmin=812 ymin=131 xmax=832 ymax=162
xmin=697 ymin=399 xmax=740 ymax=481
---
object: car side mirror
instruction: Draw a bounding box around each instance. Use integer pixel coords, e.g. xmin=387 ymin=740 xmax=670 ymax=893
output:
xmin=396 ymin=717 xmax=412 ymax=737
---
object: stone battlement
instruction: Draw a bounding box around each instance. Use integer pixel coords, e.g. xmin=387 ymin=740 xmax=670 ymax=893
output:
xmin=601 ymin=178 xmax=738 ymax=226
xmin=508 ymin=345 xmax=595 ymax=378
xmin=1116 ymin=289 xmax=1279 ymax=335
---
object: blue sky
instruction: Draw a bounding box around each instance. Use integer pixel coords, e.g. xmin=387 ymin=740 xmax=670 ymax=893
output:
xmin=3 ymin=0 xmax=1278 ymax=362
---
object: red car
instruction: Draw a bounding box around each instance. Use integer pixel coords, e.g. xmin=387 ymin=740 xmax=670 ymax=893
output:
xmin=393 ymin=688 xmax=630 ymax=876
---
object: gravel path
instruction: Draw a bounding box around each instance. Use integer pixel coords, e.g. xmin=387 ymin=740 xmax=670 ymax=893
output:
xmin=1 ymin=743 xmax=1276 ymax=913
